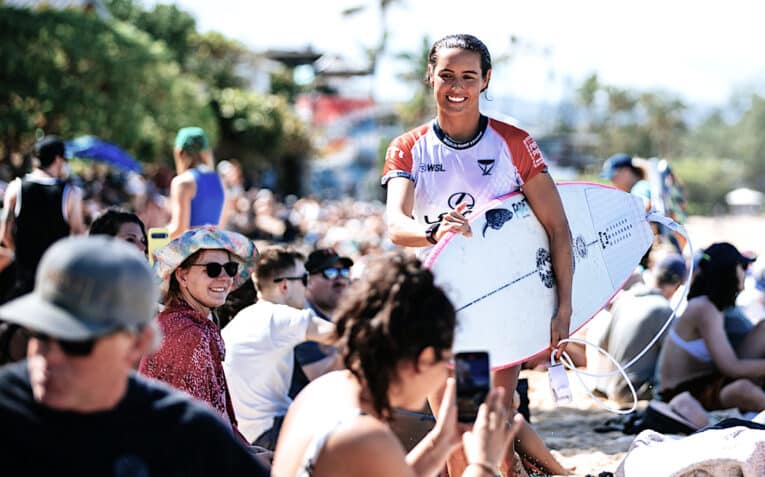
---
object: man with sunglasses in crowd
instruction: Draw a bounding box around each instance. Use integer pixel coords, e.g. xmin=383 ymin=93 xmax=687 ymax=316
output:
xmin=289 ymin=248 xmax=353 ymax=398
xmin=0 ymin=236 xmax=268 ymax=476
xmin=222 ymin=246 xmax=336 ymax=450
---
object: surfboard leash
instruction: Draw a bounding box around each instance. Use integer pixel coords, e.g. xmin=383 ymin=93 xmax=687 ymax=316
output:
xmin=546 ymin=212 xmax=695 ymax=415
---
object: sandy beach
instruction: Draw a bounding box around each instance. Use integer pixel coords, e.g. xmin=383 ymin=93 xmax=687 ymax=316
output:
xmin=523 ymin=368 xmax=634 ymax=476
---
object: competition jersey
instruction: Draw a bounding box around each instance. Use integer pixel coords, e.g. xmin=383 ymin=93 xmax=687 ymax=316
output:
xmin=381 ymin=115 xmax=548 ymax=228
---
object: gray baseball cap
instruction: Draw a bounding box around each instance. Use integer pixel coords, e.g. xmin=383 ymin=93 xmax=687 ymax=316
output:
xmin=0 ymin=236 xmax=159 ymax=341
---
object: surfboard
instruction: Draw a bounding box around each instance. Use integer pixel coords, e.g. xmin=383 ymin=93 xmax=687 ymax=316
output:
xmin=424 ymin=182 xmax=655 ymax=370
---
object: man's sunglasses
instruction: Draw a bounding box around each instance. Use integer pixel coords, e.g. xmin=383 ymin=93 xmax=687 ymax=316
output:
xmin=29 ymin=332 xmax=96 ymax=357
xmin=318 ymin=267 xmax=351 ymax=280
xmin=273 ymin=273 xmax=308 ymax=286
xmin=190 ymin=261 xmax=239 ymax=278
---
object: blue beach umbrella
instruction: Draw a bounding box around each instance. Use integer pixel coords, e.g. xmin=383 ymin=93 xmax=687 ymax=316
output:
xmin=65 ymin=136 xmax=142 ymax=173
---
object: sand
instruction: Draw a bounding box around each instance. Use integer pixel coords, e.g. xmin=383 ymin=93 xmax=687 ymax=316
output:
xmin=523 ymin=368 xmax=634 ymax=476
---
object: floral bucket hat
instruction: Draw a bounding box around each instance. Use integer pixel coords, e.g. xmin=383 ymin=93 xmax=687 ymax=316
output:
xmin=153 ymin=226 xmax=257 ymax=300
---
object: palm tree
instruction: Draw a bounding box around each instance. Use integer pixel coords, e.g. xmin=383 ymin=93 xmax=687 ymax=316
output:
xmin=341 ymin=0 xmax=403 ymax=97
xmin=394 ymin=35 xmax=433 ymax=127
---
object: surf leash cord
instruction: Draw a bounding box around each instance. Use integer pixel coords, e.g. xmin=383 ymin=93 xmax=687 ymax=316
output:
xmin=547 ymin=212 xmax=694 ymax=415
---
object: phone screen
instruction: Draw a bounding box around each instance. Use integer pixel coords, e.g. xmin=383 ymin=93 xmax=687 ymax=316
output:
xmin=455 ymin=351 xmax=490 ymax=423
xmin=147 ymin=227 xmax=170 ymax=265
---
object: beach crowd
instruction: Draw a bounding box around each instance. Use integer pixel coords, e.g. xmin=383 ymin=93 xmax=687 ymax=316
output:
xmin=3 ymin=33 xmax=765 ymax=477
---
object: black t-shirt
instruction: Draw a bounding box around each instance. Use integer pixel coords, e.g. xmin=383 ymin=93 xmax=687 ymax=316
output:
xmin=0 ymin=361 xmax=269 ymax=477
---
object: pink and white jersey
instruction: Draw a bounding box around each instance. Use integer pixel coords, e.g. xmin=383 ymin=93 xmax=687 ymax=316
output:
xmin=381 ymin=115 xmax=548 ymax=228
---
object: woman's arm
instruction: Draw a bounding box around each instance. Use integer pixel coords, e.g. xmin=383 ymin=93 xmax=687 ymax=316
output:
xmin=167 ymin=173 xmax=195 ymax=240
xmin=522 ymin=173 xmax=573 ymax=357
xmin=305 ymin=315 xmax=336 ymax=345
xmin=698 ymin=304 xmax=765 ymax=378
xmin=406 ymin=379 xmax=462 ymax=476
xmin=385 ymin=177 xmax=471 ymax=247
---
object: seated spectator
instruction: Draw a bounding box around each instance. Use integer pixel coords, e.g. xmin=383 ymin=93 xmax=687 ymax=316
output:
xmin=736 ymin=261 xmax=765 ymax=325
xmin=89 ymin=206 xmax=147 ymax=256
xmin=0 ymin=236 xmax=267 ymax=476
xmin=272 ymin=252 xmax=522 ymax=477
xmin=139 ymin=226 xmax=256 ymax=432
xmin=290 ymin=248 xmax=352 ymax=397
xmin=658 ymin=242 xmax=765 ymax=412
xmin=590 ymin=254 xmax=687 ymax=403
xmin=222 ymin=246 xmax=336 ymax=449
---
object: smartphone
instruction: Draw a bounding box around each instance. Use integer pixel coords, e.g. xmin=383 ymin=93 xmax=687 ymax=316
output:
xmin=455 ymin=351 xmax=491 ymax=423
xmin=147 ymin=227 xmax=170 ymax=265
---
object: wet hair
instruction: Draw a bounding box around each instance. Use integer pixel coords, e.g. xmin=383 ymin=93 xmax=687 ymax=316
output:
xmin=334 ymin=252 xmax=455 ymax=420
xmin=427 ymin=34 xmax=492 ymax=91
xmin=253 ymin=246 xmax=305 ymax=292
xmin=89 ymin=207 xmax=147 ymax=244
xmin=688 ymin=253 xmax=740 ymax=311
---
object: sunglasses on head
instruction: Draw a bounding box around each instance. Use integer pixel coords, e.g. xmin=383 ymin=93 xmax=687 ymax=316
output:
xmin=29 ymin=332 xmax=96 ymax=357
xmin=190 ymin=261 xmax=239 ymax=278
xmin=273 ymin=273 xmax=308 ymax=286
xmin=319 ymin=267 xmax=351 ymax=280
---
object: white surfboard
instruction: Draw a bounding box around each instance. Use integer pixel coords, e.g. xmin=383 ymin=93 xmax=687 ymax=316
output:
xmin=424 ymin=182 xmax=654 ymax=370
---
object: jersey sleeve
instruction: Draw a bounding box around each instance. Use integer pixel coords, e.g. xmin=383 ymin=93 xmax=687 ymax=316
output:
xmin=380 ymin=133 xmax=415 ymax=186
xmin=512 ymin=133 xmax=548 ymax=184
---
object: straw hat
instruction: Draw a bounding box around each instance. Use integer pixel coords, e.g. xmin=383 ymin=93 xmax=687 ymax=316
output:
xmin=153 ymin=226 xmax=257 ymax=300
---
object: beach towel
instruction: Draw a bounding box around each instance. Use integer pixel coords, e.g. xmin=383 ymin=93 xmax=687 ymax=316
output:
xmin=616 ymin=426 xmax=765 ymax=476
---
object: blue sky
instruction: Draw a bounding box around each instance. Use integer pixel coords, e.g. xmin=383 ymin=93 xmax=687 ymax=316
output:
xmin=153 ymin=0 xmax=765 ymax=107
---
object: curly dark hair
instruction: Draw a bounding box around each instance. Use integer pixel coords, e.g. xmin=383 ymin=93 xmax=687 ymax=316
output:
xmin=334 ymin=252 xmax=455 ymax=420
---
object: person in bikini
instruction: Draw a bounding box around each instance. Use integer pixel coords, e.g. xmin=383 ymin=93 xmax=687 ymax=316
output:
xmin=658 ymin=242 xmax=765 ymax=412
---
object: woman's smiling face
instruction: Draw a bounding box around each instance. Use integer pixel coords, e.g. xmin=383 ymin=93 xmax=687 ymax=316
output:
xmin=176 ymin=249 xmax=234 ymax=310
xmin=429 ymin=47 xmax=490 ymax=117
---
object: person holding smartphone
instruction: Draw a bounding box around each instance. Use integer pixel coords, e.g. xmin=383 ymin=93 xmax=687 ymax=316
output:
xmin=272 ymin=253 xmax=522 ymax=477
xmin=382 ymin=34 xmax=573 ymax=476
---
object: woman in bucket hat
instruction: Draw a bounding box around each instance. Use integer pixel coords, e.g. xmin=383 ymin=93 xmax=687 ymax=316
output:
xmin=139 ymin=226 xmax=256 ymax=432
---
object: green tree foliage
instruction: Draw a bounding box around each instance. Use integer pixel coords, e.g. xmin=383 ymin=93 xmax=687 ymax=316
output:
xmin=574 ymin=73 xmax=765 ymax=214
xmin=0 ymin=6 xmax=216 ymax=163
xmin=213 ymin=89 xmax=311 ymax=194
xmin=579 ymin=81 xmax=687 ymax=160
xmin=105 ymin=0 xmax=197 ymax=67
xmin=733 ymin=94 xmax=765 ymax=191
xmin=186 ymin=32 xmax=249 ymax=90
xmin=395 ymin=35 xmax=434 ymax=128
xmin=671 ymin=158 xmax=744 ymax=215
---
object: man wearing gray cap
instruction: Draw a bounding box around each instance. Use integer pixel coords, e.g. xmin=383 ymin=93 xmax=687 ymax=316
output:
xmin=0 ymin=236 xmax=267 ymax=476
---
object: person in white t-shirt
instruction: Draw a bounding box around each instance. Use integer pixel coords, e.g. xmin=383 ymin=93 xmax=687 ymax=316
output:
xmin=222 ymin=246 xmax=336 ymax=449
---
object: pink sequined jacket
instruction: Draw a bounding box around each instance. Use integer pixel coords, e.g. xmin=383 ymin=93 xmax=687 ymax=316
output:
xmin=139 ymin=299 xmax=238 ymax=431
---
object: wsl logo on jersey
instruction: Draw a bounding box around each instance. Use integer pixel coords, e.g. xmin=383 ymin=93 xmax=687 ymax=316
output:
xmin=419 ymin=163 xmax=447 ymax=173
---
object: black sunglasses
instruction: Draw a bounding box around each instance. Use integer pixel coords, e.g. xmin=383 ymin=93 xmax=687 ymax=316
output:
xmin=319 ymin=267 xmax=351 ymax=280
xmin=190 ymin=261 xmax=239 ymax=278
xmin=273 ymin=273 xmax=308 ymax=286
xmin=30 ymin=332 xmax=96 ymax=357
